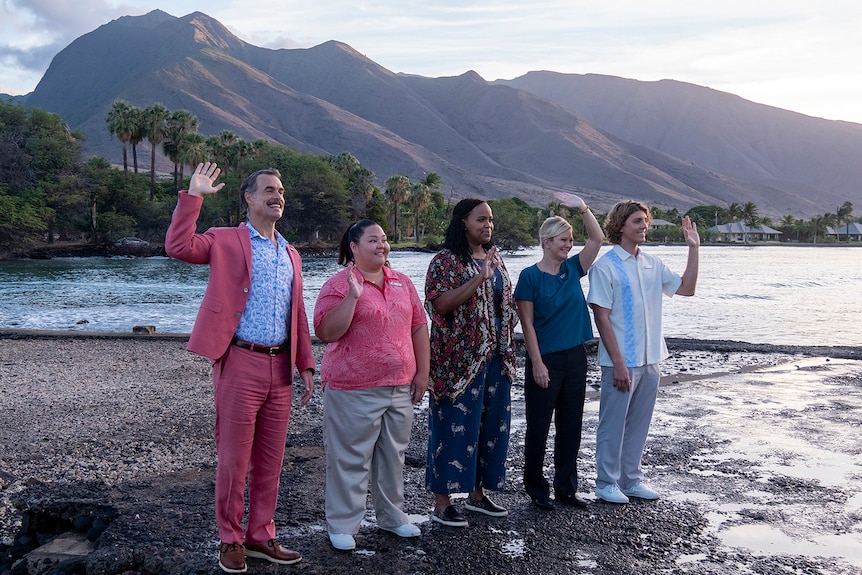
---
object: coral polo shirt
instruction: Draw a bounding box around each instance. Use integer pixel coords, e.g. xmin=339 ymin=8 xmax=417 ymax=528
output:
xmin=314 ymin=265 xmax=427 ymax=391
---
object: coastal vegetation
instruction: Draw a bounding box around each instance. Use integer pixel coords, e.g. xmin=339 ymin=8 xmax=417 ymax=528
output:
xmin=1 ymin=99 xmax=859 ymax=257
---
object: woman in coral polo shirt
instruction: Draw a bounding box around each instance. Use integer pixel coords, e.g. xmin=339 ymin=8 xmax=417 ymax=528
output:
xmin=313 ymin=219 xmax=430 ymax=551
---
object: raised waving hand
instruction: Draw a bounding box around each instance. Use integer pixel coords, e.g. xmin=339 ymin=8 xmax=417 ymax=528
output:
xmin=188 ymin=162 xmax=225 ymax=197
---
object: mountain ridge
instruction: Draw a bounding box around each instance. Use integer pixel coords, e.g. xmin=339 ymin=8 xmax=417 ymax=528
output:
xmin=498 ymin=71 xmax=862 ymax=212
xmin=17 ymin=10 xmax=862 ymax=217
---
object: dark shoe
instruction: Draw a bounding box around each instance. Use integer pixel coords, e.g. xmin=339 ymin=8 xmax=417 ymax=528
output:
xmin=431 ymin=505 xmax=469 ymax=527
xmin=218 ymin=542 xmax=247 ymax=574
xmin=465 ymin=494 xmax=509 ymax=517
xmin=244 ymin=539 xmax=302 ymax=565
xmin=555 ymin=492 xmax=589 ymax=508
xmin=531 ymin=496 xmax=555 ymax=510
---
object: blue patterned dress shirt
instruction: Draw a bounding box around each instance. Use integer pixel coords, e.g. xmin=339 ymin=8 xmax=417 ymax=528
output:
xmin=234 ymin=224 xmax=294 ymax=346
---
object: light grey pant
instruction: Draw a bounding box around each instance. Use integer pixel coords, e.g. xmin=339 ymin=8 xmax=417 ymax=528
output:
xmin=323 ymin=384 xmax=414 ymax=534
xmin=595 ymin=364 xmax=660 ymax=490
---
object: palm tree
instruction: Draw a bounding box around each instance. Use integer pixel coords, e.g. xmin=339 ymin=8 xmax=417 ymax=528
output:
xmin=163 ymin=110 xmax=199 ymax=191
xmin=837 ymin=201 xmax=854 ymax=242
xmin=741 ymin=202 xmax=759 ymax=244
xmin=325 ymin=152 xmax=374 ymax=219
xmin=229 ymin=140 xmax=254 ymax=175
xmin=384 ymin=175 xmax=411 ymax=242
xmin=326 ymin=151 xmax=360 ymax=174
xmin=780 ymin=214 xmax=799 ymax=242
xmin=141 ymin=103 xmax=170 ymax=201
xmin=352 ymin=167 xmax=375 ymax=219
xmin=105 ymin=100 xmax=134 ymax=171
xmin=418 ymin=172 xmax=441 ymax=193
xmin=822 ymin=212 xmax=838 ymax=242
xmin=208 ymin=130 xmax=239 ymax=177
xmin=410 ymin=172 xmax=441 ymax=241
xmin=808 ymin=215 xmax=828 ymax=244
xmin=727 ymin=202 xmax=743 ymax=222
xmin=162 ymin=138 xmax=179 ymax=185
xmin=128 ymin=106 xmax=144 ymax=174
xmin=409 ymin=183 xmax=430 ymax=242
xmin=176 ymin=133 xmax=209 ymax=179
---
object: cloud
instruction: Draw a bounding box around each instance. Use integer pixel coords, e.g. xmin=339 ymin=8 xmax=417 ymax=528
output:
xmin=0 ymin=0 xmax=119 ymax=71
xmin=0 ymin=43 xmax=64 ymax=71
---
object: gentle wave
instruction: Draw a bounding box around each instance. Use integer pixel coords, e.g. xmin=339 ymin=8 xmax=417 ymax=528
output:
xmin=1 ymin=245 xmax=861 ymax=346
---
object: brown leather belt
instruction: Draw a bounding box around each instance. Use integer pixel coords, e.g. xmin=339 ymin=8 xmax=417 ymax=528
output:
xmin=231 ymin=337 xmax=287 ymax=356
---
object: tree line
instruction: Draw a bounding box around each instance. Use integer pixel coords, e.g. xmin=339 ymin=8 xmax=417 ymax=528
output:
xmin=1 ymin=98 xmax=858 ymax=257
xmin=682 ymin=200 xmax=857 ymax=244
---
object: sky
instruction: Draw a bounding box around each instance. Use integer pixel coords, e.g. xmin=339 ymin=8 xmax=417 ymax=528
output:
xmin=2 ymin=1 xmax=862 ymax=124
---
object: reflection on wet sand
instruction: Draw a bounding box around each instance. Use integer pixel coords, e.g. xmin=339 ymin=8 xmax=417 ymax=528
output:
xmin=653 ymin=357 xmax=862 ymax=569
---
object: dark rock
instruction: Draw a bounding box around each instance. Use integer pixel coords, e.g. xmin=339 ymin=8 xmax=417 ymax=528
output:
xmin=71 ymin=516 xmax=91 ymax=533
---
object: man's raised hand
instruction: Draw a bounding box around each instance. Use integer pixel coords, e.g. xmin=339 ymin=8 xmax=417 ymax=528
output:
xmin=188 ymin=162 xmax=225 ymax=197
xmin=681 ymin=216 xmax=701 ymax=248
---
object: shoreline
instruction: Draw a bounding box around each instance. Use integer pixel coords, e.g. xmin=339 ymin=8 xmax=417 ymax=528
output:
xmin=2 ymin=328 xmax=860 ymax=360
xmin=2 ymin=238 xmax=860 ymax=261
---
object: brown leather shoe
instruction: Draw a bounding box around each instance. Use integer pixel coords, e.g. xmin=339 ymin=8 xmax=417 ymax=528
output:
xmin=245 ymin=538 xmax=302 ymax=565
xmin=218 ymin=542 xmax=247 ymax=573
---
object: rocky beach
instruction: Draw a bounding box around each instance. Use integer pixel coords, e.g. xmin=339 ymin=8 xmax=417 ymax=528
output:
xmin=1 ymin=331 xmax=861 ymax=575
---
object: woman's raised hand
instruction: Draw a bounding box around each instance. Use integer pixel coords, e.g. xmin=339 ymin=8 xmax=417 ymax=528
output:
xmin=481 ymin=246 xmax=499 ymax=280
xmin=553 ymin=191 xmax=586 ymax=212
xmin=346 ymin=262 xmax=364 ymax=299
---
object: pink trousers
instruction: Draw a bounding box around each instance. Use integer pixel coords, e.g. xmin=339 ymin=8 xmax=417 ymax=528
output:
xmin=212 ymin=345 xmax=293 ymax=545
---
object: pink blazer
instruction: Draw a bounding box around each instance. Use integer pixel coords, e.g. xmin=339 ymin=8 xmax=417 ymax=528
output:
xmin=165 ymin=191 xmax=315 ymax=376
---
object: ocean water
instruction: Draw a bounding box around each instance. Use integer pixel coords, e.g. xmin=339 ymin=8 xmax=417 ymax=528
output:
xmin=0 ymin=245 xmax=860 ymax=347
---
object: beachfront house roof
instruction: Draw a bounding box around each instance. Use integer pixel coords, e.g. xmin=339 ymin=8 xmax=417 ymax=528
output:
xmin=650 ymin=218 xmax=675 ymax=228
xmin=827 ymin=223 xmax=862 ymax=241
xmin=709 ymin=222 xmax=782 ymax=243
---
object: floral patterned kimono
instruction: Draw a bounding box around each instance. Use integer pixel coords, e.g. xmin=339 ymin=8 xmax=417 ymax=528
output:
xmin=424 ymin=249 xmax=519 ymax=494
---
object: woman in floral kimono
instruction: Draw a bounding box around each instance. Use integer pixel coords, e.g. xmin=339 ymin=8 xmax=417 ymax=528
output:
xmin=424 ymin=198 xmax=518 ymax=527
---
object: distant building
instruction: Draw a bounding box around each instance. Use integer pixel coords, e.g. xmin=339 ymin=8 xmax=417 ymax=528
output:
xmin=709 ymin=222 xmax=782 ymax=243
xmin=827 ymin=223 xmax=862 ymax=241
xmin=649 ymin=219 xmax=676 ymax=243
xmin=650 ymin=218 xmax=675 ymax=228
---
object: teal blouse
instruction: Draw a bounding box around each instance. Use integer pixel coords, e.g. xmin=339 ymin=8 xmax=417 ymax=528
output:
xmin=514 ymin=255 xmax=593 ymax=355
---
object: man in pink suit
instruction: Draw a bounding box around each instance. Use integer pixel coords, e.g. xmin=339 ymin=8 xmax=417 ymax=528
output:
xmin=166 ymin=162 xmax=315 ymax=573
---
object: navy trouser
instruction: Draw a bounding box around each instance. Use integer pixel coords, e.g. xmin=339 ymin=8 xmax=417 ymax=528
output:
xmin=426 ymin=353 xmax=511 ymax=494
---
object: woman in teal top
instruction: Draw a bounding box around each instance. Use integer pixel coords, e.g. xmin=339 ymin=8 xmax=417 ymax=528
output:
xmin=514 ymin=192 xmax=604 ymax=510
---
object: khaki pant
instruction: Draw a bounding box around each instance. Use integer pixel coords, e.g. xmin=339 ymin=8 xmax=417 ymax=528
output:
xmin=323 ymin=384 xmax=414 ymax=534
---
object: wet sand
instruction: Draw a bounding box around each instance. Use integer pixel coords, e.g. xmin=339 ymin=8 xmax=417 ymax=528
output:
xmin=0 ymin=332 xmax=861 ymax=574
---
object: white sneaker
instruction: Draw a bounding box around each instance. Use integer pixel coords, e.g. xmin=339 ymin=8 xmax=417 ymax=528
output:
xmin=328 ymin=533 xmax=356 ymax=550
xmin=622 ymin=481 xmax=660 ymax=500
xmin=595 ymin=484 xmax=630 ymax=504
xmin=379 ymin=523 xmax=421 ymax=537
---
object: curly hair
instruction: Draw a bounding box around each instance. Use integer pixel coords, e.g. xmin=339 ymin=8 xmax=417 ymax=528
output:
xmin=604 ymin=200 xmax=651 ymax=245
xmin=443 ymin=198 xmax=492 ymax=264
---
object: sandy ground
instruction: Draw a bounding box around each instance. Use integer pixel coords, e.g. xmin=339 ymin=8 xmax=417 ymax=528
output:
xmin=0 ymin=332 xmax=861 ymax=574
